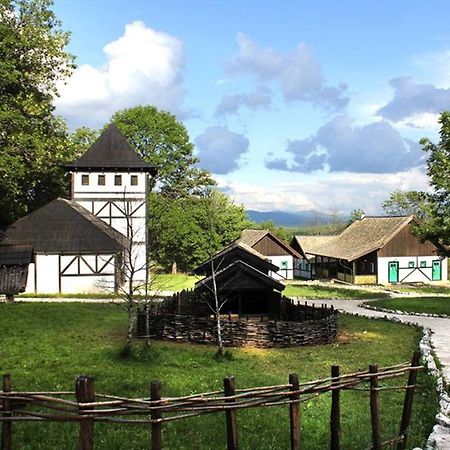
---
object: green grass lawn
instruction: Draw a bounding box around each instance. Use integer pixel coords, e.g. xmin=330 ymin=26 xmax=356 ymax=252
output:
xmin=283 ymin=284 xmax=390 ymax=300
xmin=0 ymin=303 xmax=436 ymax=449
xmin=387 ymin=285 xmax=450 ymax=295
xmin=365 ymin=297 xmax=450 ymax=315
xmin=151 ymin=273 xmax=198 ymax=291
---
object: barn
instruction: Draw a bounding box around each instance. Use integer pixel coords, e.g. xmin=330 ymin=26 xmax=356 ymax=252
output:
xmin=293 ymin=216 xmax=448 ymax=285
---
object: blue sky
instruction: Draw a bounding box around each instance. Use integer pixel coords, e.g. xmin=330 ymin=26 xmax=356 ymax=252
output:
xmin=53 ymin=0 xmax=450 ymax=214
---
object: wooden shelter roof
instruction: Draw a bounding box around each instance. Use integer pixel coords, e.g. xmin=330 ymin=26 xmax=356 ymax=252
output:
xmin=309 ymin=216 xmax=416 ymax=261
xmin=2 ymin=198 xmax=129 ymax=254
xmin=193 ymin=242 xmax=279 ymax=276
xmin=238 ymin=229 xmax=302 ymax=258
xmin=291 ymin=235 xmax=337 ymax=258
xmin=63 ymin=124 xmax=157 ymax=174
xmin=0 ymin=245 xmax=33 ymax=266
xmin=195 ymin=260 xmax=285 ymax=292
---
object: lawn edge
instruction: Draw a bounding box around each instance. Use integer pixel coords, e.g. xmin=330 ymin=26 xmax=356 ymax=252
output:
xmin=359 ymin=302 xmax=450 ymax=319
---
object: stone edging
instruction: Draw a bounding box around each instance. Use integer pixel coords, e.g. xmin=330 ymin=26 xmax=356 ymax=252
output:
xmin=359 ymin=302 xmax=450 ymax=319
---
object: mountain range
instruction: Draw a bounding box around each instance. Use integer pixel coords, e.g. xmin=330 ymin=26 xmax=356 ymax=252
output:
xmin=246 ymin=210 xmax=344 ymax=227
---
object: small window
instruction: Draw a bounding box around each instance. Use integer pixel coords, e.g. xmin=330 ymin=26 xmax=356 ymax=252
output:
xmin=98 ymin=175 xmax=105 ymax=186
xmin=114 ymin=175 xmax=122 ymax=186
xmin=81 ymin=174 xmax=89 ymax=186
xmin=420 ymin=261 xmax=427 ymax=268
xmin=281 ymin=261 xmax=288 ymax=269
xmin=408 ymin=261 xmax=415 ymax=268
xmin=130 ymin=175 xmax=138 ymax=186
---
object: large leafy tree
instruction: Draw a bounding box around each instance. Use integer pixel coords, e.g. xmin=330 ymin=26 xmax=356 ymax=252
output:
xmin=0 ymin=0 xmax=75 ymax=229
xmin=381 ymin=190 xmax=430 ymax=220
xmin=416 ymin=112 xmax=450 ymax=245
xmin=111 ymin=106 xmax=215 ymax=196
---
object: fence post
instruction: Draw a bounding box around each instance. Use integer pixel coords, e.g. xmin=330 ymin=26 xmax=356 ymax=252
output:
xmin=369 ymin=365 xmax=381 ymax=450
xmin=75 ymin=375 xmax=94 ymax=450
xmin=224 ymin=376 xmax=238 ymax=450
xmin=1 ymin=374 xmax=12 ymax=450
xmin=289 ymin=373 xmax=301 ymax=450
xmin=330 ymin=365 xmax=340 ymax=450
xmin=397 ymin=351 xmax=421 ymax=450
xmin=151 ymin=380 xmax=162 ymax=450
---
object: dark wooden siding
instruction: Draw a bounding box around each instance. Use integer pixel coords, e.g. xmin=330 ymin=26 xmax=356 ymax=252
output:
xmin=355 ymin=251 xmax=377 ymax=275
xmin=253 ymin=235 xmax=291 ymax=256
xmin=378 ymin=225 xmax=438 ymax=257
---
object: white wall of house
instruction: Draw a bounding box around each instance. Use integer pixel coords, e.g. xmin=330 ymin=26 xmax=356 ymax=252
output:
xmin=378 ymin=256 xmax=448 ymax=284
xmin=25 ymin=253 xmax=118 ymax=294
xmin=267 ymin=255 xmax=294 ymax=280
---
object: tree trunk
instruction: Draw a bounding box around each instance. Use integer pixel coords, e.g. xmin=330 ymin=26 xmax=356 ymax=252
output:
xmin=171 ymin=261 xmax=177 ymax=275
xmin=5 ymin=294 xmax=14 ymax=304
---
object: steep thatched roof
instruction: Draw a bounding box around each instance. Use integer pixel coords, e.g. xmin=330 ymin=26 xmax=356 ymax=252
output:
xmin=238 ymin=229 xmax=302 ymax=258
xmin=309 ymin=216 xmax=416 ymax=261
xmin=292 ymin=235 xmax=337 ymax=257
xmin=63 ymin=124 xmax=157 ymax=174
xmin=2 ymin=198 xmax=129 ymax=254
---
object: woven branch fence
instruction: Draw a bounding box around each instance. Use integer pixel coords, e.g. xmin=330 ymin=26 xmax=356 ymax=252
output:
xmin=1 ymin=352 xmax=422 ymax=450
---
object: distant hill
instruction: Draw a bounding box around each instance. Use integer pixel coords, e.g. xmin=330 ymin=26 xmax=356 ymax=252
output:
xmin=247 ymin=210 xmax=340 ymax=227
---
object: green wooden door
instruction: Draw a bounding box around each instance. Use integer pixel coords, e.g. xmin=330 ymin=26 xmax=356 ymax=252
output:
xmin=432 ymin=260 xmax=442 ymax=281
xmin=388 ymin=261 xmax=399 ymax=283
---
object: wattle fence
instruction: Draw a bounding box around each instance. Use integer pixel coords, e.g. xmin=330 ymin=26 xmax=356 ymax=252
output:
xmin=1 ymin=352 xmax=422 ymax=450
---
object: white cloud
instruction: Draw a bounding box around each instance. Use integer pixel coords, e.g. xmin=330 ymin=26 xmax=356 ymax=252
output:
xmin=55 ymin=21 xmax=185 ymax=128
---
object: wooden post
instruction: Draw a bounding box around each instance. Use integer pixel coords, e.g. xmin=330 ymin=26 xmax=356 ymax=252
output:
xmin=289 ymin=373 xmax=301 ymax=450
xmin=397 ymin=352 xmax=421 ymax=450
xmin=1 ymin=374 xmax=12 ymax=450
xmin=224 ymin=376 xmax=238 ymax=450
xmin=369 ymin=365 xmax=381 ymax=450
xmin=151 ymin=380 xmax=162 ymax=450
xmin=330 ymin=365 xmax=340 ymax=450
xmin=75 ymin=375 xmax=94 ymax=450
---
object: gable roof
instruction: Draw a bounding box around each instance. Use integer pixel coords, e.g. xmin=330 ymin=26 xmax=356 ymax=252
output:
xmin=2 ymin=198 xmax=129 ymax=254
xmin=0 ymin=245 xmax=33 ymax=266
xmin=195 ymin=260 xmax=285 ymax=292
xmin=63 ymin=124 xmax=157 ymax=174
xmin=194 ymin=241 xmax=279 ymax=276
xmin=238 ymin=229 xmax=302 ymax=258
xmin=291 ymin=235 xmax=337 ymax=258
xmin=309 ymin=216 xmax=417 ymax=261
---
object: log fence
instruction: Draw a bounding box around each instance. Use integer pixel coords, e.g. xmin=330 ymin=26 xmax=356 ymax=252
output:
xmin=0 ymin=352 xmax=422 ymax=450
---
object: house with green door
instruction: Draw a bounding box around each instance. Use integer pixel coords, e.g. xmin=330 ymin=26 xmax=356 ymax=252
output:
xmin=293 ymin=216 xmax=448 ymax=285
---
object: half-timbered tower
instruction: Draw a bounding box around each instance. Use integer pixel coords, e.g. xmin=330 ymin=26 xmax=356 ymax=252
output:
xmin=64 ymin=124 xmax=157 ymax=285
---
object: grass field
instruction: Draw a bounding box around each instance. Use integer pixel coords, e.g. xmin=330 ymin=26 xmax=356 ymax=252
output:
xmin=283 ymin=284 xmax=390 ymax=300
xmin=365 ymin=297 xmax=450 ymax=316
xmin=0 ymin=303 xmax=436 ymax=449
xmin=388 ymin=285 xmax=450 ymax=295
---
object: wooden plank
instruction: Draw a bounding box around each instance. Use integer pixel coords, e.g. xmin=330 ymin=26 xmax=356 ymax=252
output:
xmin=330 ymin=365 xmax=340 ymax=450
xmin=76 ymin=375 xmax=95 ymax=450
xmin=1 ymin=374 xmax=12 ymax=450
xmin=224 ymin=377 xmax=238 ymax=450
xmin=151 ymin=380 xmax=162 ymax=450
xmin=289 ymin=373 xmax=301 ymax=450
xmin=369 ymin=365 xmax=381 ymax=450
xmin=397 ymin=352 xmax=421 ymax=450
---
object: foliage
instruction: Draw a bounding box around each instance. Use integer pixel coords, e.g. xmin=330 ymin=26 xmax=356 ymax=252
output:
xmin=149 ymin=190 xmax=251 ymax=272
xmin=348 ymin=208 xmax=365 ymax=224
xmin=283 ymin=284 xmax=390 ymax=299
xmin=0 ymin=0 xmax=75 ymax=229
xmin=249 ymin=220 xmax=293 ymax=242
xmin=110 ymin=105 xmax=215 ymax=196
xmin=0 ymin=302 xmax=436 ymax=449
xmin=381 ymin=190 xmax=430 ymax=219
xmin=365 ymin=297 xmax=450 ymax=315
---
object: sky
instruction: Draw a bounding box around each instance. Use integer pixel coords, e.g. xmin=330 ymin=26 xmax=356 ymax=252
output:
xmin=52 ymin=0 xmax=450 ymax=215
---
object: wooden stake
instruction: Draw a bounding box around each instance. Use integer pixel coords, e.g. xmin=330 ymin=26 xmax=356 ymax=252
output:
xmin=330 ymin=365 xmax=340 ymax=450
xmin=224 ymin=376 xmax=238 ymax=450
xmin=289 ymin=373 xmax=301 ymax=450
xmin=1 ymin=374 xmax=12 ymax=450
xmin=151 ymin=380 xmax=162 ymax=450
xmin=369 ymin=365 xmax=381 ymax=450
xmin=75 ymin=375 xmax=94 ymax=450
xmin=397 ymin=352 xmax=421 ymax=450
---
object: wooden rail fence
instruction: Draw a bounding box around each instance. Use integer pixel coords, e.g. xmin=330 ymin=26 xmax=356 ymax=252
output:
xmin=1 ymin=352 xmax=422 ymax=450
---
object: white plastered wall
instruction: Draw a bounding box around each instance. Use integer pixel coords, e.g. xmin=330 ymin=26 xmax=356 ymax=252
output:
xmin=267 ymin=255 xmax=294 ymax=280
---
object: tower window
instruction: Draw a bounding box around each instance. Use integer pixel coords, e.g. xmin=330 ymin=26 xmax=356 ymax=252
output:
xmin=81 ymin=174 xmax=89 ymax=186
xmin=98 ymin=175 xmax=105 ymax=186
xmin=131 ymin=175 xmax=138 ymax=186
xmin=114 ymin=175 xmax=122 ymax=186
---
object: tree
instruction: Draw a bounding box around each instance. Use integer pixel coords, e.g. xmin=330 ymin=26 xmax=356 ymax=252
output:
xmin=348 ymin=209 xmax=365 ymax=225
xmin=381 ymin=190 xmax=430 ymax=219
xmin=416 ymin=112 xmax=450 ymax=245
xmin=0 ymin=0 xmax=75 ymax=229
xmin=110 ymin=106 xmax=215 ymax=196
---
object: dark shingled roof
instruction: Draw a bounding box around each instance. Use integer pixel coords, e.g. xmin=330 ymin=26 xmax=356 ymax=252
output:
xmin=0 ymin=245 xmax=33 ymax=266
xmin=195 ymin=260 xmax=285 ymax=292
xmin=238 ymin=229 xmax=302 ymax=258
xmin=64 ymin=124 xmax=157 ymax=174
xmin=309 ymin=216 xmax=416 ymax=261
xmin=2 ymin=198 xmax=129 ymax=254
